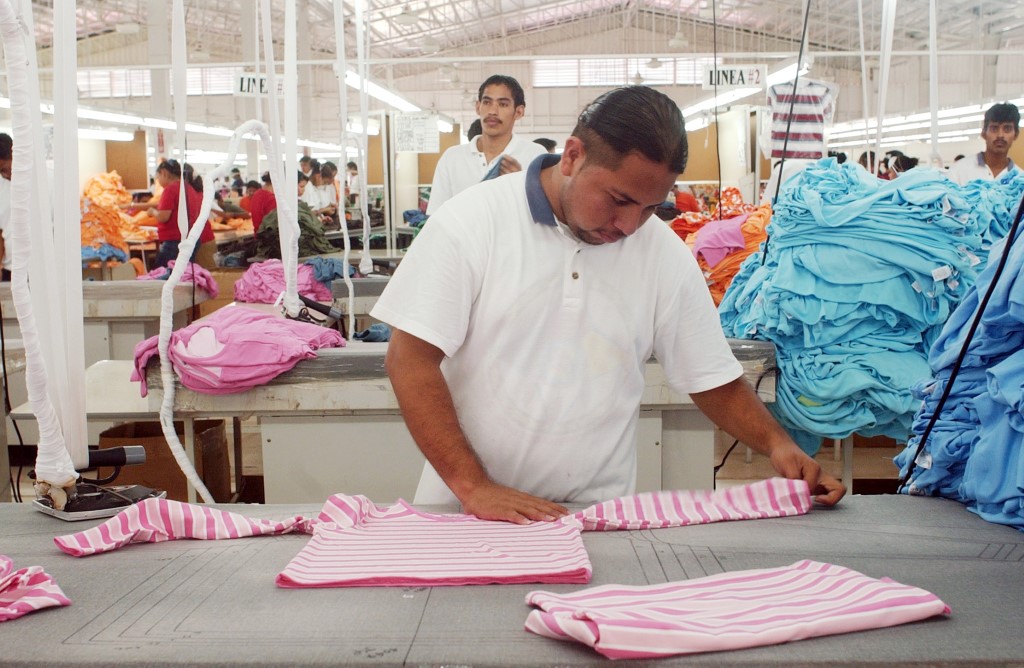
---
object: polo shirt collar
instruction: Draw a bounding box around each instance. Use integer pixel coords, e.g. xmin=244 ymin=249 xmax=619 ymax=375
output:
xmin=527 ymin=153 xmax=561 ymax=226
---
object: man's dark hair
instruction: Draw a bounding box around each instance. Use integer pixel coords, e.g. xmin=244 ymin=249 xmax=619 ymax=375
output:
xmin=346 ymin=161 xmax=358 ymax=171
xmin=299 ymin=155 xmax=312 ymax=166
xmin=467 ymin=119 xmax=482 ymax=140
xmin=984 ymin=102 xmax=1021 ymax=132
xmin=321 ymin=162 xmax=337 ymax=178
xmin=534 ymin=137 xmax=557 ymax=152
xmin=0 ymin=133 xmax=12 ymax=160
xmin=246 ymin=179 xmax=261 ymax=190
xmin=261 ymin=171 xmax=272 ymax=185
xmin=297 ymin=170 xmax=309 ymax=184
xmin=478 ymin=74 xmax=526 ymax=108
xmin=572 ymin=86 xmax=688 ymax=173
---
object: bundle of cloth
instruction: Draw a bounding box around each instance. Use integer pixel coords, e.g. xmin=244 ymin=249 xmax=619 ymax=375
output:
xmin=718 ymin=158 xmax=1023 ymax=454
xmin=670 ymin=188 xmax=768 ymax=306
xmin=895 ymin=223 xmax=1024 ymax=529
xmin=233 ymin=259 xmax=333 ymax=303
xmin=136 ymin=260 xmax=219 ymax=298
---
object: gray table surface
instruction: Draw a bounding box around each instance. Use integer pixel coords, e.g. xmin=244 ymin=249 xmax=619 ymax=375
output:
xmin=1 ymin=494 xmax=1022 ymax=667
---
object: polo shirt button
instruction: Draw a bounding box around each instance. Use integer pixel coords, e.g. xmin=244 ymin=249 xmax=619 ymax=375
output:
xmin=572 ymin=272 xmax=579 ymax=279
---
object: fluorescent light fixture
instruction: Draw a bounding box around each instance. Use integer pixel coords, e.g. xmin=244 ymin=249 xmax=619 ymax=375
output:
xmin=299 ymin=139 xmax=345 ymax=151
xmin=77 ymin=108 xmax=145 ymax=125
xmin=437 ymin=119 xmax=454 ymax=133
xmin=346 ymin=117 xmax=382 ymax=136
xmin=686 ymin=116 xmax=711 ymax=132
xmin=78 ymin=128 xmax=134 ymax=141
xmin=343 ymin=71 xmax=420 ymax=113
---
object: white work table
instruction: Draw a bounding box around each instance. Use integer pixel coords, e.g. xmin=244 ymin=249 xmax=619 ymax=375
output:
xmin=13 ymin=330 xmax=776 ymax=504
xmin=0 ymin=281 xmax=210 ymax=365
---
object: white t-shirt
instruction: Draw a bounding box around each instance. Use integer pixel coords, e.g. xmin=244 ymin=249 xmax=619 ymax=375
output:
xmin=426 ymin=133 xmax=546 ymax=214
xmin=300 ymin=182 xmax=325 ymax=210
xmin=371 ymin=154 xmax=743 ymax=505
xmin=0 ymin=177 xmax=11 ymax=271
xmin=946 ymin=151 xmax=1017 ymax=186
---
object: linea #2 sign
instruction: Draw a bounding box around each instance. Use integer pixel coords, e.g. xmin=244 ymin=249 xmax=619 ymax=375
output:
xmin=701 ymin=64 xmax=767 ymax=91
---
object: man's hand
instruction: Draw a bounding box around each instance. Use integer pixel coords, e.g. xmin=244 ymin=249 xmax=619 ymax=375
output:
xmin=498 ymin=155 xmax=524 ymax=176
xmin=459 ymin=480 xmax=569 ymax=525
xmin=768 ymin=446 xmax=846 ymax=506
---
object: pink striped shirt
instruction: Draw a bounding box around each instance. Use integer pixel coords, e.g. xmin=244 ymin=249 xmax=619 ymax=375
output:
xmin=276 ymin=496 xmax=591 ymax=587
xmin=55 ymin=480 xmax=813 ymax=588
xmin=574 ymin=478 xmax=811 ymax=531
xmin=0 ymin=555 xmax=71 ymax=623
xmin=525 ymin=560 xmax=950 ymax=659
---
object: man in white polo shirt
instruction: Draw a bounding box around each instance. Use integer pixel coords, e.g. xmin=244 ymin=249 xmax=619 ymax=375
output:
xmin=372 ymin=86 xmax=845 ymax=524
xmin=947 ymin=102 xmax=1020 ymax=186
xmin=426 ymin=74 xmax=546 ymax=215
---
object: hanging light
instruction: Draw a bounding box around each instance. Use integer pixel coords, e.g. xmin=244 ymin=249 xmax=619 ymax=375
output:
xmin=668 ymin=30 xmax=689 ymax=48
xmin=420 ymin=34 xmax=441 ymax=53
xmin=394 ymin=5 xmax=422 ymax=26
xmin=646 ymin=57 xmax=662 ymax=69
xmin=632 ymin=72 xmax=645 ymax=86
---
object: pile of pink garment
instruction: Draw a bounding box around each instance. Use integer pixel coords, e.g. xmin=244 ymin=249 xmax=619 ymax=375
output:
xmin=130 ymin=305 xmax=344 ymax=397
xmin=136 ymin=260 xmax=219 ymax=298
xmin=0 ymin=555 xmax=70 ymax=622
xmin=233 ymin=259 xmax=332 ymax=303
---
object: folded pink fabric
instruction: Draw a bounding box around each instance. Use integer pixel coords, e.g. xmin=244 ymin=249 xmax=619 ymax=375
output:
xmin=276 ymin=496 xmax=591 ymax=588
xmin=525 ymin=560 xmax=950 ymax=659
xmin=136 ymin=260 xmax=220 ymax=299
xmin=0 ymin=555 xmax=71 ymax=622
xmin=573 ymin=478 xmax=811 ymax=531
xmin=54 ymin=497 xmax=313 ymax=557
xmin=691 ymin=213 xmax=748 ymax=268
xmin=131 ymin=305 xmax=345 ymax=397
xmin=233 ymin=259 xmax=332 ymax=303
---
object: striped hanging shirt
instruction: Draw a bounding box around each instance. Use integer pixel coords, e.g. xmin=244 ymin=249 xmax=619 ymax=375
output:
xmin=525 ymin=560 xmax=950 ymax=659
xmin=768 ymin=78 xmax=837 ymax=160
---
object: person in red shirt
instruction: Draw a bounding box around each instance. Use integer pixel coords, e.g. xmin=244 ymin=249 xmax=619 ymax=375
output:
xmin=249 ymin=172 xmax=277 ymax=232
xmin=673 ymin=184 xmax=701 ymax=213
xmin=238 ymin=180 xmax=261 ymax=212
xmin=147 ymin=159 xmax=214 ymax=268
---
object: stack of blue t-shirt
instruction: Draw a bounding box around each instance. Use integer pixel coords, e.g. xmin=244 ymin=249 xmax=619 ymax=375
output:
xmin=895 ymin=223 xmax=1024 ymax=529
xmin=719 ymin=159 xmax=1022 ymax=454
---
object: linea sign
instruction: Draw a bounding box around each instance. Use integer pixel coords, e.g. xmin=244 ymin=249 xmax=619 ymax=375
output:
xmin=235 ymin=72 xmax=284 ymax=97
xmin=701 ymin=64 xmax=767 ymax=91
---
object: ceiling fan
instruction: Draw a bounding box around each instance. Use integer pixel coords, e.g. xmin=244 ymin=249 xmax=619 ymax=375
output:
xmin=394 ymin=4 xmax=427 ymax=26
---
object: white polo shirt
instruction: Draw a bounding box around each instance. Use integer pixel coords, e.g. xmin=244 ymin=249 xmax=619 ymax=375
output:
xmin=300 ymin=181 xmax=325 ymax=210
xmin=426 ymin=134 xmax=546 ymax=214
xmin=372 ymin=154 xmax=743 ymax=505
xmin=946 ymin=151 xmax=1017 ymax=186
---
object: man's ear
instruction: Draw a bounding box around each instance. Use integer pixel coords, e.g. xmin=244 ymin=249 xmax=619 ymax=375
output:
xmin=514 ymin=105 xmax=525 ymax=121
xmin=560 ymin=136 xmax=585 ymax=176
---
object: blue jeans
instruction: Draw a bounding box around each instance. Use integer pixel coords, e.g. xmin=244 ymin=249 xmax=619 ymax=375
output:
xmin=155 ymin=240 xmax=200 ymax=268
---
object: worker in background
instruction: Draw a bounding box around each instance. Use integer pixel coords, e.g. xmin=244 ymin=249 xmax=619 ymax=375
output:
xmin=0 ymin=133 xmax=11 ymax=281
xmin=673 ymin=183 xmax=701 ymax=213
xmin=372 ymin=86 xmax=845 ymax=525
xmin=947 ymin=102 xmax=1021 ymax=186
xmin=147 ymin=159 xmax=214 ymax=269
xmin=426 ymin=74 xmax=546 ymax=215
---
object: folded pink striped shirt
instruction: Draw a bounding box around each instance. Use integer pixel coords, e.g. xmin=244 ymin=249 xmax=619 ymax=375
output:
xmin=0 ymin=555 xmax=71 ymax=622
xmin=276 ymin=495 xmax=592 ymax=587
xmin=525 ymin=560 xmax=950 ymax=659
xmin=54 ymin=480 xmax=813 ymax=588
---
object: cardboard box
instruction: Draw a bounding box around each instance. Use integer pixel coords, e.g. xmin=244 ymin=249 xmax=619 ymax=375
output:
xmin=82 ymin=262 xmax=137 ymax=282
xmin=197 ymin=268 xmax=246 ymax=318
xmin=97 ymin=420 xmax=230 ymax=502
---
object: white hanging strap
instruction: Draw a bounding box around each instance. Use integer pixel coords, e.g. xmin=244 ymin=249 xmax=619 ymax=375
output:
xmin=259 ymin=0 xmax=301 ymax=318
xmin=873 ymin=0 xmax=898 ymax=164
xmin=0 ymin=0 xmax=78 ymax=503
xmin=333 ymin=0 xmax=356 ymax=338
xmin=928 ymin=0 xmax=941 ymax=167
xmin=354 ymin=0 xmax=373 ymax=277
xmin=856 ymin=0 xmax=874 ymax=173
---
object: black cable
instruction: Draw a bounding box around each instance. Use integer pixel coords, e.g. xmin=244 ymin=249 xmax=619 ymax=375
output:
xmin=0 ymin=289 xmax=27 ymax=502
xmin=762 ymin=0 xmax=814 ymax=265
xmin=712 ymin=363 xmax=780 ymax=487
xmin=898 ymin=194 xmax=1024 ymax=491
